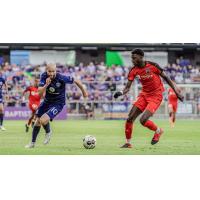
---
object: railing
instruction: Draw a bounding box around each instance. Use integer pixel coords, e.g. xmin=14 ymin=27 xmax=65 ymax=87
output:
xmin=3 ymin=81 xmax=200 ymax=119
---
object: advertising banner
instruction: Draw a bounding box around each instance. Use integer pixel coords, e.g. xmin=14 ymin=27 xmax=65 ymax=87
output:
xmin=4 ymin=106 xmax=67 ymax=120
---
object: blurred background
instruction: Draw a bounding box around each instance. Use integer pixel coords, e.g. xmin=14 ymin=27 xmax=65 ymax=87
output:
xmin=1 ymin=43 xmax=200 ymax=120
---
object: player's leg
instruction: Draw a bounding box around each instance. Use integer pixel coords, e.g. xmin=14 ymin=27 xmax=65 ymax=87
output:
xmin=32 ymin=114 xmax=36 ymax=128
xmin=121 ymin=105 xmax=143 ymax=148
xmin=139 ymin=110 xmax=163 ymax=145
xmin=40 ymin=113 xmax=51 ymax=145
xmin=172 ymin=103 xmax=178 ymax=126
xmin=25 ymin=102 xmax=47 ymax=148
xmin=41 ymin=104 xmax=64 ymax=145
xmin=0 ymin=103 xmax=6 ymax=131
xmin=168 ymin=104 xmax=174 ymax=128
xmin=25 ymin=111 xmax=35 ymax=132
xmin=25 ymin=117 xmax=41 ymax=148
xmin=140 ymin=94 xmax=163 ymax=145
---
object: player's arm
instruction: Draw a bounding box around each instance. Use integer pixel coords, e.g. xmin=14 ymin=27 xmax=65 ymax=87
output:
xmin=114 ymin=67 xmax=135 ymax=99
xmin=22 ymin=87 xmax=30 ymax=101
xmin=38 ymin=77 xmax=51 ymax=97
xmin=114 ymin=80 xmax=133 ymax=99
xmin=160 ymin=71 xmax=184 ymax=102
xmin=74 ymin=79 xmax=88 ymax=98
xmin=22 ymin=87 xmax=29 ymax=96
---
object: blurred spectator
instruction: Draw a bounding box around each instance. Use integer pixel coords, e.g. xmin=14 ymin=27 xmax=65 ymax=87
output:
xmin=1 ymin=57 xmax=200 ymax=110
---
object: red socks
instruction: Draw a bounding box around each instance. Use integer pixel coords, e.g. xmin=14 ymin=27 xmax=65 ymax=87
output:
xmin=143 ymin=120 xmax=157 ymax=131
xmin=125 ymin=120 xmax=158 ymax=142
xmin=125 ymin=121 xmax=134 ymax=140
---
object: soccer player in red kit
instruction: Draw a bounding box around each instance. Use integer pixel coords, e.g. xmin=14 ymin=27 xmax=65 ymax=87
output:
xmin=168 ymin=85 xmax=179 ymax=128
xmin=23 ymin=78 xmax=41 ymax=132
xmin=114 ymin=49 xmax=184 ymax=148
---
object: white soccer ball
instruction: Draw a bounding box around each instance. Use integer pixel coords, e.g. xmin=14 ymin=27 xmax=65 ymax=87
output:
xmin=83 ymin=135 xmax=96 ymax=149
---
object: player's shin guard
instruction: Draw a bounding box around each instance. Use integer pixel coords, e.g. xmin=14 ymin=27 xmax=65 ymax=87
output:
xmin=0 ymin=113 xmax=4 ymax=126
xmin=143 ymin=120 xmax=157 ymax=132
xmin=125 ymin=121 xmax=133 ymax=143
xmin=43 ymin=122 xmax=51 ymax=134
xmin=32 ymin=126 xmax=41 ymax=143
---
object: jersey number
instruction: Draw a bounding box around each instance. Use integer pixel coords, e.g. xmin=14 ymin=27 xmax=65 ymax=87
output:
xmin=50 ymin=107 xmax=58 ymax=115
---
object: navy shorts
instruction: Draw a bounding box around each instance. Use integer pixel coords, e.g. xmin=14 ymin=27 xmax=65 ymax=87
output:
xmin=36 ymin=101 xmax=64 ymax=120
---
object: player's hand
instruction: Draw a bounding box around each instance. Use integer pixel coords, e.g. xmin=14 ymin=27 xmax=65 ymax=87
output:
xmin=176 ymin=92 xmax=184 ymax=102
xmin=45 ymin=77 xmax=51 ymax=86
xmin=114 ymin=91 xmax=123 ymax=99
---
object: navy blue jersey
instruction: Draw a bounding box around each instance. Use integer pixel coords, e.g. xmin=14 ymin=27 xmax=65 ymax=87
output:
xmin=0 ymin=77 xmax=5 ymax=97
xmin=39 ymin=72 xmax=74 ymax=104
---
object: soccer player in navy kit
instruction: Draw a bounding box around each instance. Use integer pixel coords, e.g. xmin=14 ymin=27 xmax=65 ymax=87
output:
xmin=0 ymin=76 xmax=8 ymax=131
xmin=25 ymin=64 xmax=88 ymax=148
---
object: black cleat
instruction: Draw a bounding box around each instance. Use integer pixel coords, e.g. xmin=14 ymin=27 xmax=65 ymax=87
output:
xmin=151 ymin=128 xmax=164 ymax=145
xmin=120 ymin=143 xmax=133 ymax=148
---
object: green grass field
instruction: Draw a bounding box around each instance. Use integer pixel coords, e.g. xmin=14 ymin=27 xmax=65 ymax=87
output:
xmin=0 ymin=119 xmax=200 ymax=155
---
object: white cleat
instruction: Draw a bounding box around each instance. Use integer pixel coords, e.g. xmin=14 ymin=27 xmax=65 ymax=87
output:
xmin=0 ymin=126 xmax=6 ymax=131
xmin=25 ymin=142 xmax=35 ymax=148
xmin=44 ymin=132 xmax=52 ymax=145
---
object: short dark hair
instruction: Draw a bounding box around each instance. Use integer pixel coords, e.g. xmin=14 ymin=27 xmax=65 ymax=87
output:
xmin=131 ymin=49 xmax=144 ymax=57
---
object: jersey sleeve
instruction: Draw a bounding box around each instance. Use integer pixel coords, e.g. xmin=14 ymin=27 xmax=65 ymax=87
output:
xmin=128 ymin=68 xmax=136 ymax=81
xmin=39 ymin=73 xmax=46 ymax=87
xmin=62 ymin=75 xmax=74 ymax=84
xmin=153 ymin=62 xmax=163 ymax=75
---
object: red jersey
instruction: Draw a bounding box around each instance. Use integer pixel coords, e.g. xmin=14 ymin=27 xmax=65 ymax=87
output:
xmin=128 ymin=61 xmax=164 ymax=94
xmin=23 ymin=86 xmax=41 ymax=105
xmin=168 ymin=88 xmax=178 ymax=103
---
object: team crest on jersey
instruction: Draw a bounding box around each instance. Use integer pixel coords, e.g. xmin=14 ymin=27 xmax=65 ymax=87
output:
xmin=49 ymin=87 xmax=55 ymax=93
xmin=145 ymin=68 xmax=151 ymax=74
xmin=56 ymin=82 xmax=61 ymax=87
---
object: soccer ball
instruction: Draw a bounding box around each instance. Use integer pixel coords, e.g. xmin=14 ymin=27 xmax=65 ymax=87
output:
xmin=83 ymin=135 xmax=96 ymax=149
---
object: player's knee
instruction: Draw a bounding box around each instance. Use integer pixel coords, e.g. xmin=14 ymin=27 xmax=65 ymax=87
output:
xmin=34 ymin=118 xmax=41 ymax=126
xmin=40 ymin=118 xmax=46 ymax=126
xmin=139 ymin=116 xmax=148 ymax=125
xmin=40 ymin=116 xmax=50 ymax=126
xmin=127 ymin=116 xmax=134 ymax=123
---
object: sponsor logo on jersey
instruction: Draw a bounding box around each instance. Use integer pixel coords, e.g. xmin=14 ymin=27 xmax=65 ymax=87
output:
xmin=56 ymin=82 xmax=61 ymax=87
xmin=31 ymin=91 xmax=39 ymax=96
xmin=49 ymin=87 xmax=55 ymax=93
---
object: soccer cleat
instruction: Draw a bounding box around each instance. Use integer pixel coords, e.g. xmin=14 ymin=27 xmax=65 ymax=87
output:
xmin=25 ymin=142 xmax=35 ymax=148
xmin=120 ymin=143 xmax=133 ymax=148
xmin=0 ymin=126 xmax=6 ymax=131
xmin=43 ymin=132 xmax=52 ymax=145
xmin=25 ymin=124 xmax=29 ymax=132
xmin=151 ymin=128 xmax=164 ymax=145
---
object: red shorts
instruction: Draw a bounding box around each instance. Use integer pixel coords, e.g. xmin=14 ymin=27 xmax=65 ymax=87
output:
xmin=133 ymin=92 xmax=163 ymax=114
xmin=29 ymin=103 xmax=40 ymax=113
xmin=168 ymin=101 xmax=178 ymax=112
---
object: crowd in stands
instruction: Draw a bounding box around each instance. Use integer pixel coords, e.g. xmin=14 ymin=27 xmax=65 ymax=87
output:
xmin=164 ymin=57 xmax=200 ymax=83
xmin=1 ymin=57 xmax=200 ymax=108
